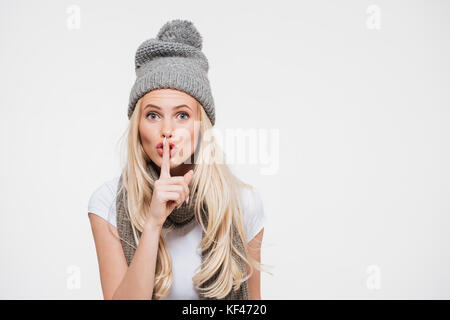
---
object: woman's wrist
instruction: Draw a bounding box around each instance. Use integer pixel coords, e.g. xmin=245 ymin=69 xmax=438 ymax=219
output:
xmin=144 ymin=218 xmax=163 ymax=232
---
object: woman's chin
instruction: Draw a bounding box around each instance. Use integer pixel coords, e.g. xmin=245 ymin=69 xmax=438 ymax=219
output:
xmin=150 ymin=150 xmax=192 ymax=169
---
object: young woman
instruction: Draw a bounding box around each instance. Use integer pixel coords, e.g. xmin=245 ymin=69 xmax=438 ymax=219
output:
xmin=87 ymin=19 xmax=268 ymax=300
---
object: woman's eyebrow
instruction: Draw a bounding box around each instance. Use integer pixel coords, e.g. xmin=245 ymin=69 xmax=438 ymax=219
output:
xmin=144 ymin=104 xmax=191 ymax=111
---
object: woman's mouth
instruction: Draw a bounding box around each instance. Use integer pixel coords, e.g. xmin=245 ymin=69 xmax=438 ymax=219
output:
xmin=156 ymin=142 xmax=176 ymax=157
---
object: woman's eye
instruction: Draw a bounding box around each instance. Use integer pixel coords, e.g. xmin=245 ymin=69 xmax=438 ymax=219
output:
xmin=146 ymin=112 xmax=189 ymax=120
xmin=146 ymin=112 xmax=158 ymax=120
xmin=178 ymin=112 xmax=189 ymax=120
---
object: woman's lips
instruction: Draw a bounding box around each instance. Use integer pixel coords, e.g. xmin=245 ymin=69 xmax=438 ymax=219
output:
xmin=156 ymin=146 xmax=176 ymax=157
xmin=156 ymin=141 xmax=175 ymax=149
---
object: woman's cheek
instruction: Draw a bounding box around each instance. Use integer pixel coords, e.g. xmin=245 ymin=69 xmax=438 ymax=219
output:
xmin=179 ymin=135 xmax=193 ymax=159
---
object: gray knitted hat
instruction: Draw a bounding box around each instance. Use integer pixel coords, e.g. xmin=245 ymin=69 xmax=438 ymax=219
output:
xmin=127 ymin=19 xmax=216 ymax=126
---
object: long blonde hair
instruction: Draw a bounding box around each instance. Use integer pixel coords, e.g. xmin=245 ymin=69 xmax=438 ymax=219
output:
xmin=113 ymin=96 xmax=270 ymax=299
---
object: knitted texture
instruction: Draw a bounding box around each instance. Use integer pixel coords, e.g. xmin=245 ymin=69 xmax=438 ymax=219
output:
xmin=128 ymin=19 xmax=216 ymax=126
xmin=115 ymin=162 xmax=249 ymax=300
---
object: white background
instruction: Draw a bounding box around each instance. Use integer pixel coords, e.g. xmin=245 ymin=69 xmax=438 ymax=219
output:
xmin=1 ymin=0 xmax=449 ymax=299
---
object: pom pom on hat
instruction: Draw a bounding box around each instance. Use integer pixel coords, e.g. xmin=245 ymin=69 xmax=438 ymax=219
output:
xmin=157 ymin=19 xmax=203 ymax=50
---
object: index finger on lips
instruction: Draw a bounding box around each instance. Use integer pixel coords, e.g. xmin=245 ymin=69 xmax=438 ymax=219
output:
xmin=160 ymin=137 xmax=171 ymax=179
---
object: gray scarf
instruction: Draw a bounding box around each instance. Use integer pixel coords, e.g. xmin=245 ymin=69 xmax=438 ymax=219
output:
xmin=115 ymin=162 xmax=249 ymax=300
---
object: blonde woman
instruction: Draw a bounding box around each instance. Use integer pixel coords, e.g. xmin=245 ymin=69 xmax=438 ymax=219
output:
xmin=87 ymin=19 xmax=268 ymax=300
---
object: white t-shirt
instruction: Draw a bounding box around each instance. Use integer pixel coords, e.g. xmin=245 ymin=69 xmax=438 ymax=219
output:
xmin=87 ymin=176 xmax=267 ymax=299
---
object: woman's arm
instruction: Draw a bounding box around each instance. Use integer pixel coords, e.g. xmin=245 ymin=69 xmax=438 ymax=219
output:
xmin=246 ymin=227 xmax=264 ymax=300
xmin=88 ymin=213 xmax=161 ymax=300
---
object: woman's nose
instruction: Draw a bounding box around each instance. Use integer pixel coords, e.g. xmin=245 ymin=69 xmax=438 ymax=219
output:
xmin=161 ymin=120 xmax=173 ymax=139
xmin=162 ymin=132 xmax=172 ymax=139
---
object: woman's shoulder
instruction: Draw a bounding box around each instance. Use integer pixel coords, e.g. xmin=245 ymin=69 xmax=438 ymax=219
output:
xmin=238 ymin=184 xmax=263 ymax=212
xmin=87 ymin=176 xmax=121 ymax=227
xmin=237 ymin=184 xmax=267 ymax=242
xmin=89 ymin=176 xmax=121 ymax=203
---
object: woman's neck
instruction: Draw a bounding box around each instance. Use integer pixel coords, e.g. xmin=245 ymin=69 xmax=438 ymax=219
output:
xmin=148 ymin=155 xmax=195 ymax=177
xmin=170 ymin=162 xmax=194 ymax=177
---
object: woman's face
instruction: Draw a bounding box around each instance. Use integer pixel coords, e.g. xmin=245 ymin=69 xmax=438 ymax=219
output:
xmin=139 ymin=89 xmax=200 ymax=174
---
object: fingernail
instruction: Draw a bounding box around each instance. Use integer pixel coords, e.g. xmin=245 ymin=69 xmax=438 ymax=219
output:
xmin=163 ymin=137 xmax=166 ymax=145
xmin=186 ymin=195 xmax=189 ymax=204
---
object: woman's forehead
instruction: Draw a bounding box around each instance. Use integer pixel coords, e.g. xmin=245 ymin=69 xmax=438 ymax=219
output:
xmin=141 ymin=90 xmax=198 ymax=113
xmin=143 ymin=88 xmax=195 ymax=103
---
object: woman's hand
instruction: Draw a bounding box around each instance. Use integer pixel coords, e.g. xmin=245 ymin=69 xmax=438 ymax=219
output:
xmin=146 ymin=137 xmax=193 ymax=229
